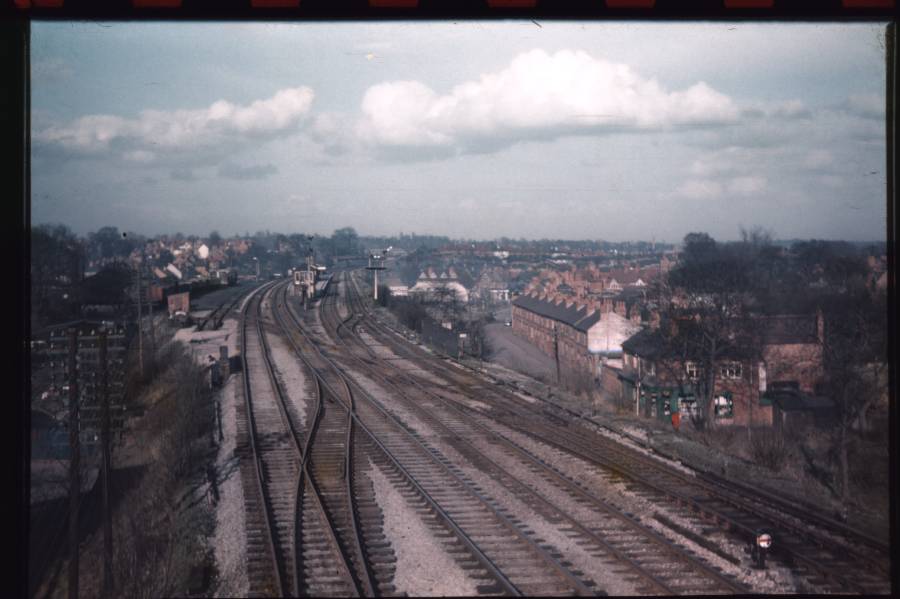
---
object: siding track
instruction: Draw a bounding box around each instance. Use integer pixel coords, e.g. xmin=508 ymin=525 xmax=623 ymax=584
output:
xmin=333 ymin=273 xmax=749 ymax=595
xmin=342 ymin=270 xmax=891 ymax=596
xmin=275 ymin=280 xmax=598 ymax=596
xmin=238 ymin=282 xmax=362 ymax=597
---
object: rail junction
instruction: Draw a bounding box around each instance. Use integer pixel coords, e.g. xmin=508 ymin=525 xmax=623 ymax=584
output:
xmin=231 ymin=270 xmax=891 ymax=597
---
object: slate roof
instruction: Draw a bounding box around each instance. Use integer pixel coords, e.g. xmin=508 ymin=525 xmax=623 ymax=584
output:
xmin=614 ymin=287 xmax=647 ymax=302
xmin=620 ymin=328 xmax=664 ymax=359
xmin=512 ymin=293 xmax=601 ymax=332
xmin=763 ymin=388 xmax=834 ymax=411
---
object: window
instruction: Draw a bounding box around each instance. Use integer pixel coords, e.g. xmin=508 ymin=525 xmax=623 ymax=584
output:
xmin=685 ymin=361 xmax=701 ymax=379
xmin=714 ymin=393 xmax=734 ymax=418
xmin=719 ymin=361 xmax=742 ymax=379
xmin=680 ymin=396 xmax=698 ymax=417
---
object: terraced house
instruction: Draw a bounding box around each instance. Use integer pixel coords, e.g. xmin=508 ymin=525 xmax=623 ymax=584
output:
xmin=618 ymin=312 xmax=829 ymax=428
xmin=511 ymin=292 xmax=641 ymax=393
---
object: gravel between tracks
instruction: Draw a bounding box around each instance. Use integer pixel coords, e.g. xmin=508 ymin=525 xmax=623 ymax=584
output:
xmin=265 ymin=330 xmax=312 ymax=429
xmin=340 ymin=354 xmax=625 ymax=594
xmin=425 ymin=429 xmax=628 ymax=595
xmin=210 ymin=365 xmax=250 ymax=597
xmin=482 ymin=417 xmax=797 ymax=592
xmin=367 ymin=458 xmax=480 ymax=596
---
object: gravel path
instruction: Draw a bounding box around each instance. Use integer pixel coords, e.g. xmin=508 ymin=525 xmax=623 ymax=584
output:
xmin=210 ymin=369 xmax=250 ymax=597
xmin=483 ymin=322 xmax=556 ymax=383
xmin=366 ymin=457 xmax=479 ymax=596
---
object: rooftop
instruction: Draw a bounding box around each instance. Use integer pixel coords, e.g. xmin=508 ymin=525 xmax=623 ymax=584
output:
xmin=512 ymin=293 xmax=601 ymax=332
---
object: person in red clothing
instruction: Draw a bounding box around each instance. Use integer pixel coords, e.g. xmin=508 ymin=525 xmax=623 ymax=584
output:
xmin=671 ymin=411 xmax=680 ymax=431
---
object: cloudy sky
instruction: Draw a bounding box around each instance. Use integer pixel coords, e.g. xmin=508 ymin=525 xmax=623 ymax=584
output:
xmin=32 ymin=22 xmax=887 ymax=242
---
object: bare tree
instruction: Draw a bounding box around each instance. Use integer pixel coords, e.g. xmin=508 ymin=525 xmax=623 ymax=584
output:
xmin=820 ymin=289 xmax=887 ymax=507
xmin=655 ymin=233 xmax=760 ymax=429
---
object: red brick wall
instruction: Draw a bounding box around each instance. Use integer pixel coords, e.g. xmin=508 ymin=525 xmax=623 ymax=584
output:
xmin=762 ymin=343 xmax=823 ymax=393
xmin=630 ymin=354 xmax=773 ymax=426
xmin=167 ymin=291 xmax=190 ymax=315
xmin=512 ymin=303 xmax=594 ymax=391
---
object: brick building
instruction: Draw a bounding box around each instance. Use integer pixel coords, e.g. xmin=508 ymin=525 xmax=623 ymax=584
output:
xmin=617 ymin=312 xmax=827 ymax=427
xmin=511 ymin=292 xmax=642 ymax=393
xmin=512 ymin=293 xmax=599 ymax=391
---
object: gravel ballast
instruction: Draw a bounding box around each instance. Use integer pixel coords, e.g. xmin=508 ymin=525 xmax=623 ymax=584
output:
xmin=209 ymin=319 xmax=249 ymax=597
xmin=367 ymin=458 xmax=480 ymax=596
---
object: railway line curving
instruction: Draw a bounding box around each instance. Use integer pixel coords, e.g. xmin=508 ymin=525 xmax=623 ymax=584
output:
xmin=237 ymin=282 xmax=363 ymax=597
xmin=233 ymin=270 xmax=890 ymax=596
xmin=275 ymin=279 xmax=598 ymax=596
xmin=331 ymin=272 xmax=750 ymax=595
xmin=340 ymin=269 xmax=892 ymax=596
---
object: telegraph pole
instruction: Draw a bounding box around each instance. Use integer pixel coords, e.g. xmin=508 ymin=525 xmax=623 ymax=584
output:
xmin=67 ymin=328 xmax=80 ymax=599
xmin=553 ymin=324 xmax=561 ymax=385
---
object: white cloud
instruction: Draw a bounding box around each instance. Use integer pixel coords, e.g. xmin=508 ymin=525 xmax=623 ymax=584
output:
xmin=356 ymin=49 xmax=740 ymax=151
xmin=35 ymin=87 xmax=315 ymax=161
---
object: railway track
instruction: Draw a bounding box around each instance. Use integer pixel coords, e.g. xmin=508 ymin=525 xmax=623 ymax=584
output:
xmin=343 ymin=270 xmax=892 ymax=596
xmin=197 ymin=284 xmax=255 ymax=331
xmin=331 ymin=273 xmax=750 ymax=595
xmin=276 ymin=279 xmax=601 ymax=596
xmin=238 ymin=281 xmax=304 ymax=596
xmin=238 ymin=282 xmax=364 ymax=597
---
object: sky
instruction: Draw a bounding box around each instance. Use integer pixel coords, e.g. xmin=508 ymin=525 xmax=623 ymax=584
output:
xmin=31 ymin=21 xmax=888 ymax=243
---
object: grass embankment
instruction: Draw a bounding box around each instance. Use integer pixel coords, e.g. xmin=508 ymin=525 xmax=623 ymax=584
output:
xmin=41 ymin=323 xmax=219 ymax=599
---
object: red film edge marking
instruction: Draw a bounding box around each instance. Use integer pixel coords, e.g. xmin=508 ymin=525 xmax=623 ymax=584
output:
xmin=842 ymin=0 xmax=893 ymax=6
xmin=31 ymin=0 xmax=65 ymax=6
xmin=724 ymin=0 xmax=774 ymax=6
xmin=132 ymin=0 xmax=182 ymax=6
xmin=13 ymin=0 xmax=32 ymax=7
xmin=369 ymin=0 xmax=419 ymax=6
xmin=251 ymin=0 xmax=301 ymax=6
xmin=606 ymin=0 xmax=656 ymax=7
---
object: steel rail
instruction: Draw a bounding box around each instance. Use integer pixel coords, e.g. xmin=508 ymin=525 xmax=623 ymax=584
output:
xmin=270 ymin=283 xmax=377 ymax=597
xmin=339 ymin=271 xmax=748 ymax=595
xmin=239 ymin=281 xmax=286 ymax=597
xmin=277 ymin=279 xmax=528 ymax=596
xmin=198 ymin=282 xmax=255 ymax=331
xmin=257 ymin=284 xmax=371 ymax=598
xmin=312 ymin=276 xmax=597 ymax=596
xmin=345 ymin=270 xmax=891 ymax=595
